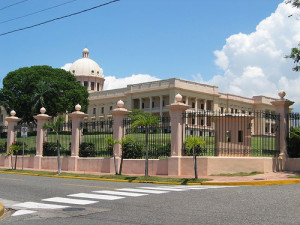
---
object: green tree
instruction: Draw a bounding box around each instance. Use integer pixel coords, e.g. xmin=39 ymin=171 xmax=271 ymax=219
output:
xmin=42 ymin=116 xmax=65 ymax=174
xmin=105 ymin=137 xmax=119 ymax=175
xmin=285 ymin=0 xmax=300 ymax=70
xmin=0 ymin=66 xmax=89 ymax=123
xmin=118 ymin=136 xmax=136 ymax=175
xmin=131 ymin=112 xmax=159 ymax=177
xmin=5 ymin=142 xmax=23 ymax=170
xmin=184 ymin=137 xmax=206 ymax=179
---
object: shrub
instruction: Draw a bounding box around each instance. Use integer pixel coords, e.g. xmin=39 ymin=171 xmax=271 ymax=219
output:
xmin=288 ymin=127 xmax=300 ymax=158
xmin=79 ymin=142 xmax=96 ymax=157
xmin=0 ymin=142 xmax=7 ymax=154
xmin=122 ymin=139 xmax=143 ymax=159
xmin=43 ymin=141 xmax=60 ymax=156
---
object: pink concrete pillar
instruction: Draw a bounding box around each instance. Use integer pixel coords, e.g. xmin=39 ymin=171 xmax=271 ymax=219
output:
xmin=167 ymin=94 xmax=190 ymax=176
xmin=33 ymin=107 xmax=51 ymax=169
xmin=68 ymin=104 xmax=87 ymax=171
xmin=5 ymin=110 xmax=21 ymax=168
xmin=271 ymin=91 xmax=294 ymax=159
xmin=111 ymin=100 xmax=130 ymax=157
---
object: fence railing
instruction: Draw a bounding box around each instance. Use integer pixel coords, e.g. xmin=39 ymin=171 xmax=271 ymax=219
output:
xmin=14 ymin=123 xmax=37 ymax=156
xmin=288 ymin=112 xmax=300 ymax=158
xmin=80 ymin=120 xmax=113 ymax=157
xmin=123 ymin=117 xmax=171 ymax=159
xmin=182 ymin=111 xmax=280 ymax=157
xmin=44 ymin=122 xmax=72 ymax=156
xmin=0 ymin=126 xmax=7 ymax=154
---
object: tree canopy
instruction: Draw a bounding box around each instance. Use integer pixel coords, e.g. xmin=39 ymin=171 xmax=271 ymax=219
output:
xmin=0 ymin=65 xmax=89 ymax=123
xmin=285 ymin=0 xmax=300 ymax=70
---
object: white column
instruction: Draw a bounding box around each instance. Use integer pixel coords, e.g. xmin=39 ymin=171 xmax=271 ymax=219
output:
xmin=139 ymin=98 xmax=142 ymax=110
xmin=150 ymin=96 xmax=152 ymax=114
xmin=269 ymin=118 xmax=272 ymax=134
xmin=204 ymin=100 xmax=207 ymax=126
xmin=195 ymin=98 xmax=198 ymax=125
xmin=160 ymin=96 xmax=163 ymax=117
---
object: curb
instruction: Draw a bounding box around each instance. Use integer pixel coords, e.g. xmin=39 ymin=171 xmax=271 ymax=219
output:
xmin=1 ymin=170 xmax=300 ymax=186
xmin=0 ymin=202 xmax=4 ymax=219
xmin=201 ymin=179 xmax=300 ymax=186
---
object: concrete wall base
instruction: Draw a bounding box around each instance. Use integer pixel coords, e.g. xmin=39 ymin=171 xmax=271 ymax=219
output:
xmin=0 ymin=156 xmax=299 ymax=176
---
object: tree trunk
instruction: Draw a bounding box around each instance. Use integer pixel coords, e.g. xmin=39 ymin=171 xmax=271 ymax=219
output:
xmin=119 ymin=153 xmax=123 ymax=175
xmin=145 ymin=128 xmax=149 ymax=177
xmin=193 ymin=147 xmax=198 ymax=179
xmin=113 ymin=154 xmax=118 ymax=175
xmin=14 ymin=154 xmax=17 ymax=170
xmin=57 ymin=133 xmax=61 ymax=174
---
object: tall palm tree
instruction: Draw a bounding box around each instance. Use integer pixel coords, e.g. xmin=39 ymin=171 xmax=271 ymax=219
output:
xmin=131 ymin=113 xmax=159 ymax=177
xmin=42 ymin=116 xmax=65 ymax=174
xmin=184 ymin=137 xmax=206 ymax=179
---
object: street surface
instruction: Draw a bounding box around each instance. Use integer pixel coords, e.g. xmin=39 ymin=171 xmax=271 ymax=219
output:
xmin=0 ymin=173 xmax=299 ymax=225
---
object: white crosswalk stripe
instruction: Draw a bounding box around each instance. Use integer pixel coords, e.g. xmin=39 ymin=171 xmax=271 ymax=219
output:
xmin=93 ymin=190 xmax=148 ymax=197
xmin=42 ymin=197 xmax=98 ymax=205
xmin=12 ymin=210 xmax=37 ymax=217
xmin=117 ymin=188 xmax=169 ymax=194
xmin=68 ymin=193 xmax=125 ymax=200
xmin=138 ymin=187 xmax=188 ymax=191
xmin=14 ymin=202 xmax=69 ymax=209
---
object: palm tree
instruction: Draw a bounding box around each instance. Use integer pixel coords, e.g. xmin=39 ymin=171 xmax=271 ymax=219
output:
xmin=42 ymin=116 xmax=65 ymax=174
xmin=131 ymin=113 xmax=159 ymax=177
xmin=31 ymin=81 xmax=57 ymax=114
xmin=184 ymin=137 xmax=206 ymax=179
xmin=105 ymin=137 xmax=119 ymax=175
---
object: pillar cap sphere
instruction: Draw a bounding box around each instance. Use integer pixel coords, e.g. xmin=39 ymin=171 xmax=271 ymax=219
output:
xmin=117 ymin=100 xmax=124 ymax=108
xmin=10 ymin=110 xmax=16 ymax=116
xmin=75 ymin=104 xmax=81 ymax=111
xmin=278 ymin=90 xmax=286 ymax=99
xmin=40 ymin=107 xmax=46 ymax=114
xmin=175 ymin=93 xmax=182 ymax=102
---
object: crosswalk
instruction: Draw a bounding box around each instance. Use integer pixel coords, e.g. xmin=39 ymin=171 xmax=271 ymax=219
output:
xmin=11 ymin=185 xmax=237 ymax=217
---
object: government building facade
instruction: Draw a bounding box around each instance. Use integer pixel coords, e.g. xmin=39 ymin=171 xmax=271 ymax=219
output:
xmin=68 ymin=48 xmax=277 ymax=134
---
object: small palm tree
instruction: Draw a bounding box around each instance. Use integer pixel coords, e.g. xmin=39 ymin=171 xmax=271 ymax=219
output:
xmin=42 ymin=116 xmax=65 ymax=174
xmin=184 ymin=137 xmax=206 ymax=179
xmin=5 ymin=143 xmax=22 ymax=170
xmin=105 ymin=137 xmax=119 ymax=175
xmin=131 ymin=113 xmax=159 ymax=177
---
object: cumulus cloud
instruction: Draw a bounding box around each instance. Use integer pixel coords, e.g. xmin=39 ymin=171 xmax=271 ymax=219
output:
xmin=103 ymin=74 xmax=160 ymax=90
xmin=199 ymin=2 xmax=300 ymax=110
xmin=61 ymin=63 xmax=72 ymax=71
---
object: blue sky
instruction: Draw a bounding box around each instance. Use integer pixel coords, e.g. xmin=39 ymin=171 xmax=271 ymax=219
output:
xmin=1 ymin=0 xmax=299 ymax=110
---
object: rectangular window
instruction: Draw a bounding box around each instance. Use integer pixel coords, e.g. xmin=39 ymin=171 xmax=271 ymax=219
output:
xmin=84 ymin=81 xmax=88 ymax=88
xmin=235 ymin=109 xmax=238 ymax=114
xmin=142 ymin=103 xmax=144 ymax=109
xmin=93 ymin=108 xmax=96 ymax=115
xmin=201 ymin=104 xmax=204 ymax=110
xmin=91 ymin=82 xmax=95 ymax=90
xmin=238 ymin=130 xmax=243 ymax=143
xmin=249 ymin=111 xmax=252 ymax=115
xmin=101 ymin=107 xmax=104 ymax=114
xmin=162 ymin=100 xmax=165 ymax=107
xmin=231 ymin=108 xmax=234 ymax=113
xmin=152 ymin=101 xmax=154 ymax=108
xmin=192 ymin=102 xmax=195 ymax=108
xmin=201 ymin=120 xmax=204 ymax=126
xmin=109 ymin=106 xmax=113 ymax=111
xmin=221 ymin=107 xmax=224 ymax=114
xmin=97 ymin=83 xmax=100 ymax=91
xmin=242 ymin=110 xmax=245 ymax=114
xmin=192 ymin=118 xmax=195 ymax=125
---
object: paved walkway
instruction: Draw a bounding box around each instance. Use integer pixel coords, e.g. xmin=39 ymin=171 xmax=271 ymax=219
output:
xmin=203 ymin=172 xmax=300 ymax=183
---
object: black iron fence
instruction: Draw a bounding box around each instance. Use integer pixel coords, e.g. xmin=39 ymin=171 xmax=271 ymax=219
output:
xmin=44 ymin=122 xmax=72 ymax=156
xmin=80 ymin=120 xmax=113 ymax=157
xmin=123 ymin=117 xmax=171 ymax=159
xmin=0 ymin=126 xmax=7 ymax=154
xmin=288 ymin=112 xmax=300 ymax=158
xmin=182 ymin=111 xmax=280 ymax=157
xmin=14 ymin=123 xmax=37 ymax=155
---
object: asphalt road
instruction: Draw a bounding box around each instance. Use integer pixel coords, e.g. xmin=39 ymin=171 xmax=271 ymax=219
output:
xmin=0 ymin=173 xmax=299 ymax=225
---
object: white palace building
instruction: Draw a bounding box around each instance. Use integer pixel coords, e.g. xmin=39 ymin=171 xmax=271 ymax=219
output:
xmin=68 ymin=48 xmax=278 ymax=134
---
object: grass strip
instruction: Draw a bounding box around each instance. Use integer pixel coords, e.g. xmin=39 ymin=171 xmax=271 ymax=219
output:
xmin=0 ymin=168 xmax=211 ymax=185
xmin=211 ymin=171 xmax=263 ymax=177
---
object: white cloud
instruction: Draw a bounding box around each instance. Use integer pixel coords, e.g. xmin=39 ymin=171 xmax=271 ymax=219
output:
xmin=61 ymin=63 xmax=72 ymax=71
xmin=200 ymin=2 xmax=300 ymax=111
xmin=104 ymin=74 xmax=160 ymax=90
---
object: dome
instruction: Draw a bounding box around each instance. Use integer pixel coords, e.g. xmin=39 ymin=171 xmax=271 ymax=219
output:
xmin=69 ymin=48 xmax=104 ymax=78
